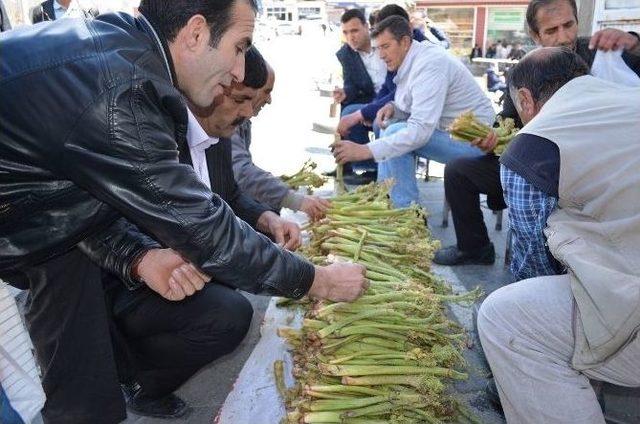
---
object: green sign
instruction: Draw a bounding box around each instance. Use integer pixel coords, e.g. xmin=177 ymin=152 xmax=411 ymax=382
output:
xmin=489 ymin=8 xmax=526 ymax=31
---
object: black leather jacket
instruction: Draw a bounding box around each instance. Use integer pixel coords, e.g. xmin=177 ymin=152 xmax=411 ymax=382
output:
xmin=0 ymin=13 xmax=314 ymax=298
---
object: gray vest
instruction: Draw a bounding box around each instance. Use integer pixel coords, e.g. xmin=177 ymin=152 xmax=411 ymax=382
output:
xmin=522 ymin=75 xmax=640 ymax=369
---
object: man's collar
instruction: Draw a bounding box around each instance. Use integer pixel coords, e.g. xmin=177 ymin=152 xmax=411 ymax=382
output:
xmin=138 ymin=13 xmax=177 ymax=86
xmin=53 ymin=0 xmax=65 ymax=11
xmin=395 ymin=40 xmax=418 ymax=81
xmin=186 ymin=109 xmax=219 ymax=150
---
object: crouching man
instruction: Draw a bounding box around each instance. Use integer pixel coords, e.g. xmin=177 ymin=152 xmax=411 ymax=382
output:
xmin=477 ymin=47 xmax=640 ymax=423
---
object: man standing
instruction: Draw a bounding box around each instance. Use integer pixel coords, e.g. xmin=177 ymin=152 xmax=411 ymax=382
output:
xmin=0 ymin=0 xmax=10 ymax=32
xmin=331 ymin=8 xmax=386 ymax=182
xmin=478 ymin=47 xmax=640 ymax=424
xmin=231 ymin=61 xmax=332 ymax=221
xmin=333 ymin=16 xmax=494 ymax=207
xmin=0 ymin=1 xmax=367 ymax=422
xmin=30 ymin=0 xmax=97 ymax=23
xmin=432 ymin=0 xmax=640 ymax=267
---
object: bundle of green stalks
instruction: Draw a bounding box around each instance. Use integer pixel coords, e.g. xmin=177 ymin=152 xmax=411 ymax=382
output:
xmin=281 ymin=159 xmax=328 ymax=191
xmin=275 ymin=183 xmax=482 ymax=423
xmin=449 ymin=111 xmax=519 ymax=155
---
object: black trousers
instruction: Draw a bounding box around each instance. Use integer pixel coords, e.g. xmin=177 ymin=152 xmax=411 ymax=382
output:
xmin=444 ymin=154 xmax=506 ymax=251
xmin=107 ymin=275 xmax=253 ymax=399
xmin=5 ymin=247 xmax=253 ymax=424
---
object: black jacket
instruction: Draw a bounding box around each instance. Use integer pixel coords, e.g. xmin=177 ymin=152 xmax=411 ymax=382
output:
xmin=81 ymin=135 xmax=273 ymax=289
xmin=336 ymin=43 xmax=376 ymax=107
xmin=0 ymin=13 xmax=314 ymax=298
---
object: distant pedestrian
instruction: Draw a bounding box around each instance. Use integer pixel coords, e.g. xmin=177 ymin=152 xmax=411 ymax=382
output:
xmin=470 ymin=44 xmax=483 ymax=60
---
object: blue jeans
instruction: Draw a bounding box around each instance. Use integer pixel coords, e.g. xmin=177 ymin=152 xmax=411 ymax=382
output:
xmin=1 ymin=386 xmax=24 ymax=424
xmin=377 ymin=122 xmax=484 ymax=207
xmin=341 ymin=103 xmax=376 ymax=173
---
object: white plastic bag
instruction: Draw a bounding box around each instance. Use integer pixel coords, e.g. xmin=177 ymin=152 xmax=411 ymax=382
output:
xmin=591 ymin=49 xmax=640 ymax=87
xmin=0 ymin=281 xmax=45 ymax=423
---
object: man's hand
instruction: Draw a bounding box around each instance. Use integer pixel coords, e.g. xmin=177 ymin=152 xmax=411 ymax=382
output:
xmin=375 ymin=103 xmax=395 ymax=129
xmin=308 ymin=263 xmax=368 ymax=302
xmin=337 ymin=110 xmax=363 ymax=136
xmin=471 ymin=130 xmax=499 ymax=153
xmin=332 ymin=140 xmax=373 ymax=165
xmin=590 ymin=28 xmax=640 ymax=53
xmin=135 ymin=248 xmax=211 ymax=301
xmin=333 ymin=88 xmax=346 ymax=103
xmin=257 ymin=211 xmax=302 ymax=251
xmin=300 ymin=195 xmax=331 ymax=221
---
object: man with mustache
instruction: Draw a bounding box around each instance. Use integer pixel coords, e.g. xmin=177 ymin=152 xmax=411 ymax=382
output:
xmin=230 ymin=59 xmax=332 ymax=221
xmin=83 ymin=46 xmax=305 ymax=419
xmin=433 ymin=0 xmax=640 ymax=268
xmin=0 ymin=0 xmax=368 ymax=421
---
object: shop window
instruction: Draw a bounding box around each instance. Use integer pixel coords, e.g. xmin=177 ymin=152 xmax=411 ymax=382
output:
xmin=424 ymin=7 xmax=474 ymax=52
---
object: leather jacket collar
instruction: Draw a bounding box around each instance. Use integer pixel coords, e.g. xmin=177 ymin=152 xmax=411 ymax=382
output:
xmin=137 ymin=13 xmax=177 ymax=87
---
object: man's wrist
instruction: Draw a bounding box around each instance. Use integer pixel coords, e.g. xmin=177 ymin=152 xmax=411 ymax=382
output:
xmin=256 ymin=210 xmax=278 ymax=233
xmin=309 ymin=266 xmax=328 ymax=298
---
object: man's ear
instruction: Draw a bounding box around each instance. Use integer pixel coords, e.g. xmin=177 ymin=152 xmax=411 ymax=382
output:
xmin=181 ymin=14 xmax=210 ymax=51
xmin=529 ymin=29 xmax=542 ymax=45
xmin=401 ymin=35 xmax=412 ymax=50
xmin=518 ymin=88 xmax=537 ymax=116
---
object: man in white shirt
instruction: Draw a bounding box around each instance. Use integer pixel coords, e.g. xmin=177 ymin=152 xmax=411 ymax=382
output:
xmin=187 ymin=48 xmax=302 ymax=250
xmin=333 ymin=16 xmax=495 ymax=207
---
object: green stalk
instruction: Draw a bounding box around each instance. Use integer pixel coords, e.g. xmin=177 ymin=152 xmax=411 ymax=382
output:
xmin=320 ymin=364 xmax=468 ymax=379
xmin=317 ymin=309 xmax=406 ymax=338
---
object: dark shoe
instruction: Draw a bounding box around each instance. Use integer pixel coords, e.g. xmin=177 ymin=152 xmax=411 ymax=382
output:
xmin=322 ymin=168 xmax=338 ymax=178
xmin=485 ymin=378 xmax=503 ymax=414
xmin=322 ymin=167 xmax=354 ymax=178
xmin=122 ymin=382 xmax=189 ymax=419
xmin=343 ymin=170 xmax=377 ymax=185
xmin=433 ymin=243 xmax=495 ymax=266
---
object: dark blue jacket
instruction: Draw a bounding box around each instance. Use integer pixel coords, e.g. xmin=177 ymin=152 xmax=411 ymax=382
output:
xmin=336 ymin=43 xmax=376 ymax=107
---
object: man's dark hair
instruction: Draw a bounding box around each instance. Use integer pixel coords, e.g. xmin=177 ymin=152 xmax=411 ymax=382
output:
xmin=341 ymin=8 xmax=366 ymax=25
xmin=368 ymin=11 xmax=378 ymax=27
xmin=243 ymin=46 xmax=268 ymax=89
xmin=139 ymin=0 xmax=258 ymax=46
xmin=375 ymin=4 xmax=409 ymax=24
xmin=371 ymin=15 xmax=412 ymax=41
xmin=509 ymin=47 xmax=589 ymax=104
xmin=526 ymin=0 xmax=578 ymax=35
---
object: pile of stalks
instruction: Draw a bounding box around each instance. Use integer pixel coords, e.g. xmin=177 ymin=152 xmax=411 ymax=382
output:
xmin=275 ymin=182 xmax=481 ymax=423
xmin=449 ymin=111 xmax=519 ymax=155
xmin=281 ymin=159 xmax=327 ymax=192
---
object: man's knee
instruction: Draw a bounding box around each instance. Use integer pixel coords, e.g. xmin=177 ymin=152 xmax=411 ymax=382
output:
xmin=477 ymin=285 xmax=517 ymax=344
xmin=225 ymin=292 xmax=253 ymax=346
xmin=444 ymin=158 xmax=468 ymax=187
xmin=185 ymin=287 xmax=253 ymax=357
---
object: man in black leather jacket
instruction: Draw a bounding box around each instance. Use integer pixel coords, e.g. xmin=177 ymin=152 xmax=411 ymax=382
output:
xmin=82 ymin=46 xmax=305 ymax=420
xmin=0 ymin=1 xmax=367 ymax=422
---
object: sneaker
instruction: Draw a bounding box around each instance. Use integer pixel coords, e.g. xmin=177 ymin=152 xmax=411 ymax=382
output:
xmin=433 ymin=243 xmax=495 ymax=266
xmin=122 ymin=382 xmax=189 ymax=419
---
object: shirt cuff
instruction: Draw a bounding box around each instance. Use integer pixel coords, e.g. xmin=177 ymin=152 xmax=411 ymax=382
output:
xmin=281 ymin=191 xmax=304 ymax=211
xmin=367 ymin=138 xmax=393 ymax=162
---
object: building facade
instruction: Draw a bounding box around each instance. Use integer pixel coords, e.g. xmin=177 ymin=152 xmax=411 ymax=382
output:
xmin=415 ymin=0 xmax=530 ymax=53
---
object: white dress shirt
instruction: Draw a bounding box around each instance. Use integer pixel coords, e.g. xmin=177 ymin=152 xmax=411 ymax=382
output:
xmin=367 ymin=41 xmax=495 ymax=162
xmin=358 ymin=47 xmax=387 ymax=93
xmin=186 ymin=109 xmax=219 ymax=189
